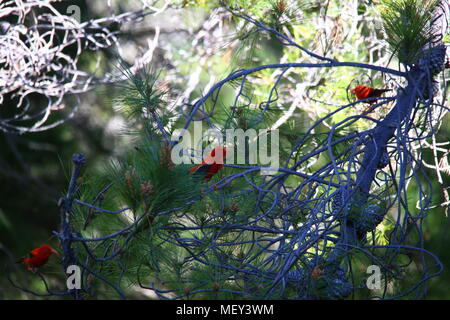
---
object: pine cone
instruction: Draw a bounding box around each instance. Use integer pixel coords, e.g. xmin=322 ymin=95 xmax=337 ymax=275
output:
xmin=417 ymin=45 xmax=447 ymax=77
xmin=331 ymin=188 xmax=350 ymax=214
xmin=353 ymin=204 xmax=384 ymax=233
xmin=310 ymin=267 xmax=352 ymax=300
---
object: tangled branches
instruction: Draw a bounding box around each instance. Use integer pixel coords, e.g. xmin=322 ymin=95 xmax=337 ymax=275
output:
xmin=10 ymin=0 xmax=450 ymax=299
xmin=0 ymin=0 xmax=167 ymax=133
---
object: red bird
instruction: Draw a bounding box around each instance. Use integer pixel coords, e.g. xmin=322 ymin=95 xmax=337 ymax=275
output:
xmin=188 ymin=146 xmax=228 ymax=181
xmin=19 ymin=244 xmax=59 ymax=272
xmin=350 ymin=85 xmax=391 ymax=105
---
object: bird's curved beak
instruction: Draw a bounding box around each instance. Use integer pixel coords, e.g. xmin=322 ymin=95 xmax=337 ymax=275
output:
xmin=51 ymin=248 xmax=61 ymax=256
xmin=350 ymin=88 xmax=355 ymax=94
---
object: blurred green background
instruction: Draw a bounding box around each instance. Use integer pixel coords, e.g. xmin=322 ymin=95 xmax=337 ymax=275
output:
xmin=0 ymin=0 xmax=449 ymax=299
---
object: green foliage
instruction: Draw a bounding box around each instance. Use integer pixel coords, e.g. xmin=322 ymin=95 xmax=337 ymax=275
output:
xmin=114 ymin=63 xmax=174 ymax=139
xmin=443 ymin=33 xmax=450 ymax=43
xmin=224 ymin=0 xmax=306 ymax=70
xmin=115 ymin=66 xmax=165 ymax=118
xmin=5 ymin=0 xmax=450 ymax=300
xmin=180 ymin=0 xmax=219 ymax=8
xmin=381 ymin=0 xmax=440 ymax=65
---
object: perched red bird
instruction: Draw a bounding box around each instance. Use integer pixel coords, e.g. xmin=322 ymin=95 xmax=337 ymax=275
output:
xmin=19 ymin=244 xmax=59 ymax=272
xmin=188 ymin=146 xmax=228 ymax=181
xmin=350 ymin=85 xmax=391 ymax=105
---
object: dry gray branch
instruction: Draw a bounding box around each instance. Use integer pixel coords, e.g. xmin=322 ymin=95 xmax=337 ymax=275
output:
xmin=0 ymin=0 xmax=168 ymax=133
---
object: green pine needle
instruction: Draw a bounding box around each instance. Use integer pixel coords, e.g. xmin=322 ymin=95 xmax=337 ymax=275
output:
xmin=381 ymin=0 xmax=440 ymax=65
